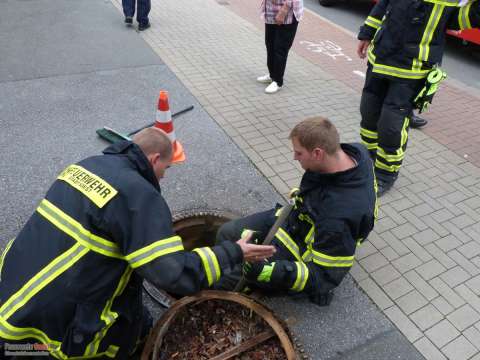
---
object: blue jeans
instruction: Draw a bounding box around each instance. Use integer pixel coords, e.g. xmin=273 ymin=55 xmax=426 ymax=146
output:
xmin=122 ymin=0 xmax=151 ymax=25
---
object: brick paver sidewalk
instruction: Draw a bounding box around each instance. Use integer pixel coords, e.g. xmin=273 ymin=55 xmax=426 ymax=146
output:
xmin=111 ymin=0 xmax=480 ymax=358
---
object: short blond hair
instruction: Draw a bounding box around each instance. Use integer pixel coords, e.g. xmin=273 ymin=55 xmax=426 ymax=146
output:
xmin=133 ymin=127 xmax=173 ymax=161
xmin=289 ymin=117 xmax=340 ymax=155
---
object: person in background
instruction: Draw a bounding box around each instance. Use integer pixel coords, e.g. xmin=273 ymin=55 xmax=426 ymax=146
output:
xmin=122 ymin=0 xmax=151 ymax=31
xmin=257 ymin=0 xmax=304 ymax=94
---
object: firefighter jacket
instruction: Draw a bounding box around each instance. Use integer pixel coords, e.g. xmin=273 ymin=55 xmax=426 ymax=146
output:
xmin=358 ymin=0 xmax=480 ymax=79
xmin=0 ymin=141 xmax=243 ymax=359
xmin=269 ymin=144 xmax=377 ymax=300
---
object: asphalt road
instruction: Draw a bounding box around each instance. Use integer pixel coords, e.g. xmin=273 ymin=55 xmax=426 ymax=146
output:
xmin=304 ymin=0 xmax=480 ymax=91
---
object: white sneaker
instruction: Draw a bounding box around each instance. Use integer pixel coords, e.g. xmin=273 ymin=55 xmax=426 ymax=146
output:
xmin=256 ymin=74 xmax=272 ymax=83
xmin=265 ymin=81 xmax=281 ymax=94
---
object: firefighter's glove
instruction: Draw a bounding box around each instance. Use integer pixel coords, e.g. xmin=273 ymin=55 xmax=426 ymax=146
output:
xmin=414 ymin=67 xmax=447 ymax=113
xmin=241 ymin=229 xmax=259 ymax=244
xmin=243 ymin=261 xmax=276 ymax=283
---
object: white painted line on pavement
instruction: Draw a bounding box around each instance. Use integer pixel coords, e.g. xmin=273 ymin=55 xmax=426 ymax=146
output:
xmin=353 ymin=70 xmax=366 ymax=78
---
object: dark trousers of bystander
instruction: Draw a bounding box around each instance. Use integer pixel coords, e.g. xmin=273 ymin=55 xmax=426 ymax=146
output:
xmin=122 ymin=0 xmax=151 ymax=26
xmin=265 ymin=18 xmax=298 ymax=87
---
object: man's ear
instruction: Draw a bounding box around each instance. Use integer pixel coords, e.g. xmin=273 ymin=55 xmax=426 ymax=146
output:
xmin=148 ymin=153 xmax=161 ymax=166
xmin=312 ymin=147 xmax=324 ymax=161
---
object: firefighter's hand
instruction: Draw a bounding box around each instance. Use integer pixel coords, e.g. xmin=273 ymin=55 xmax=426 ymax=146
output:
xmin=357 ymin=40 xmax=370 ymax=59
xmin=236 ymin=231 xmax=276 ymax=263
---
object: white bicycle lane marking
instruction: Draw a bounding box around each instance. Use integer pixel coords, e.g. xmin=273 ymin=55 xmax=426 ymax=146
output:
xmin=299 ymin=40 xmax=365 ymax=78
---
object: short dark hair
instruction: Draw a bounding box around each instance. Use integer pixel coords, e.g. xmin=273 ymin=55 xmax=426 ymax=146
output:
xmin=289 ymin=117 xmax=340 ymax=155
xmin=133 ymin=127 xmax=173 ymax=161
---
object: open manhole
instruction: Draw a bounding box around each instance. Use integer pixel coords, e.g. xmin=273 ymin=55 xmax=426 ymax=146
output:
xmin=172 ymin=209 xmax=238 ymax=250
xmin=141 ymin=210 xmax=298 ymax=360
xmin=143 ymin=210 xmax=238 ymax=306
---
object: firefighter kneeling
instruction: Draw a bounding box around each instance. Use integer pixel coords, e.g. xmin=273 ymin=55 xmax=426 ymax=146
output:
xmin=215 ymin=117 xmax=377 ymax=306
xmin=0 ymin=127 xmax=275 ymax=359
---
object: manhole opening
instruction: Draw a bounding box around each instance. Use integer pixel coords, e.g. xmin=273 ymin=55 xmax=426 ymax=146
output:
xmin=172 ymin=210 xmax=238 ymax=250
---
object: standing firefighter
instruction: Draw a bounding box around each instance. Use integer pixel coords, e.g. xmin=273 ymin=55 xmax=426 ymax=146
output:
xmin=216 ymin=117 xmax=377 ymax=305
xmin=357 ymin=0 xmax=480 ymax=196
xmin=0 ymin=128 xmax=275 ymax=359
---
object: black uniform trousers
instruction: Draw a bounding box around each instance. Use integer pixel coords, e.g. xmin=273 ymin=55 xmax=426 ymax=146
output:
xmin=359 ymin=65 xmax=424 ymax=182
xmin=265 ymin=18 xmax=298 ymax=87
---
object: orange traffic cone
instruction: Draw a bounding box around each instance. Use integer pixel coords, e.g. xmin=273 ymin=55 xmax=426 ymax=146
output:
xmin=155 ymin=90 xmax=186 ymax=163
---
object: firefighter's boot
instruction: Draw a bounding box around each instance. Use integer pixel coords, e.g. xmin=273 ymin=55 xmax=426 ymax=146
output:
xmin=410 ymin=114 xmax=428 ymax=129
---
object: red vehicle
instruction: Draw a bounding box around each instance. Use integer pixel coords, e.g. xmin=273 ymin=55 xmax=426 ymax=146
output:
xmin=447 ymin=29 xmax=480 ymax=45
xmin=318 ymin=0 xmax=480 ymax=45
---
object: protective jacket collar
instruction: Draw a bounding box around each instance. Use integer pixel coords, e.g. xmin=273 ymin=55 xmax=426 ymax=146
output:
xmin=300 ymin=143 xmax=369 ymax=191
xmin=102 ymin=140 xmax=160 ymax=192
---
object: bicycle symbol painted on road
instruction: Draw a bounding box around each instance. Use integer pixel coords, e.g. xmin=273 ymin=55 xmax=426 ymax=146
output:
xmin=299 ymin=40 xmax=353 ymax=62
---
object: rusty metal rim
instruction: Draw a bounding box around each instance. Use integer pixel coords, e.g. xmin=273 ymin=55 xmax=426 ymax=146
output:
xmin=141 ymin=290 xmax=297 ymax=360
xmin=171 ymin=209 xmax=240 ymax=224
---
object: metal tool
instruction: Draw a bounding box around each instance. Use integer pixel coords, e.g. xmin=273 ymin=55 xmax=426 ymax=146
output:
xmin=233 ymin=190 xmax=298 ymax=293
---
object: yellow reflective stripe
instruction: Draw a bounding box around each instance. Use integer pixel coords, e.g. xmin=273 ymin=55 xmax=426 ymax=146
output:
xmin=0 ymin=317 xmax=66 ymax=359
xmin=311 ymin=250 xmax=354 ymax=267
xmin=275 ymin=228 xmax=302 ymax=262
xmin=376 ymin=147 xmax=405 ymax=162
xmin=459 ymin=2 xmax=473 ymax=30
xmin=368 ymin=42 xmax=376 ymax=60
xmin=0 ymin=243 xmax=88 ymax=321
xmin=105 ymin=345 xmax=119 ymax=358
xmin=376 ymin=116 xmax=409 ymax=164
xmin=125 ymin=236 xmax=184 ymax=269
xmin=193 ymin=247 xmax=221 ymax=286
xmin=365 ymin=16 xmax=381 ymax=29
xmin=305 ymin=225 xmax=315 ymax=246
xmin=57 ymin=165 xmax=118 ymax=208
xmin=37 ymin=199 xmax=123 ymax=259
xmin=360 ymin=128 xmax=378 ymax=139
xmin=401 ymin=116 xmax=409 ymax=148
xmin=84 ymin=267 xmax=132 ymax=357
xmin=372 ymin=63 xmax=429 ymax=79
xmin=291 ymin=262 xmax=309 ymax=292
xmin=373 ymin=171 xmax=379 ymax=221
xmin=416 ymin=4 xmax=444 ymax=70
xmin=0 ymin=238 xmax=15 ymax=280
xmin=301 ymin=225 xmax=316 ymax=262
xmin=298 ymin=213 xmax=314 ymax=225
xmin=425 ymin=0 xmax=463 ymax=5
xmin=361 ymin=140 xmax=378 ymax=150
xmin=375 ymin=159 xmax=401 ymax=172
